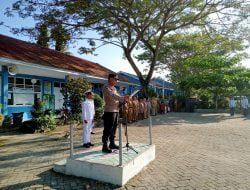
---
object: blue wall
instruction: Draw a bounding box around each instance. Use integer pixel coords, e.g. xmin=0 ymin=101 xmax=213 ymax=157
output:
xmin=0 ymin=71 xmax=66 ymax=120
xmin=1 ymin=66 xmax=8 ymax=115
xmin=1 ymin=71 xmax=142 ymax=121
xmin=8 ymin=106 xmax=33 ymax=121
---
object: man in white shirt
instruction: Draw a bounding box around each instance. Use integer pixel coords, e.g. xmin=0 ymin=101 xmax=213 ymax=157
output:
xmin=241 ymin=96 xmax=249 ymax=116
xmin=229 ymin=96 xmax=236 ymax=116
xmin=82 ymin=89 xmax=95 ymax=148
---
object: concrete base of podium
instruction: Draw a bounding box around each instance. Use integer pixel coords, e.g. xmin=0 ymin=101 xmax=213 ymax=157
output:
xmin=53 ymin=143 xmax=155 ymax=186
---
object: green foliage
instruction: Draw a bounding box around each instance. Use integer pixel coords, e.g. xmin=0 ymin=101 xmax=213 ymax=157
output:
xmin=31 ymin=100 xmax=44 ymax=118
xmin=31 ymin=100 xmax=56 ymax=132
xmin=2 ymin=116 xmax=12 ymax=128
xmin=35 ymin=113 xmax=56 ymax=132
xmin=147 ymin=88 xmax=157 ymax=98
xmin=143 ymin=31 xmax=249 ymax=109
xmin=94 ymin=94 xmax=104 ymax=119
xmin=50 ymin=23 xmax=71 ymax=51
xmin=37 ymin=24 xmax=49 ymax=48
xmin=61 ymin=78 xmax=92 ymax=121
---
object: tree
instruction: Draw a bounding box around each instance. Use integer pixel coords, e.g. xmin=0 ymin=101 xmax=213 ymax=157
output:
xmin=179 ymin=56 xmax=250 ymax=109
xmin=6 ymin=0 xmax=250 ymax=96
xmin=137 ymin=32 xmax=245 ymax=82
xmin=141 ymin=31 xmax=248 ymax=109
xmin=94 ymin=94 xmax=105 ymax=119
xmin=37 ymin=24 xmax=49 ymax=48
xmin=61 ymin=78 xmax=92 ymax=121
xmin=50 ymin=23 xmax=71 ymax=52
xmin=228 ymin=67 xmax=250 ymax=95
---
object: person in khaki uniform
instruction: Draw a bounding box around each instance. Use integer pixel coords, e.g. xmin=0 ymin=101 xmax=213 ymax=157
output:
xmin=132 ymin=96 xmax=138 ymax=122
xmin=127 ymin=99 xmax=134 ymax=123
xmin=136 ymin=97 xmax=140 ymax=121
xmin=121 ymin=101 xmax=129 ymax=124
xmin=139 ymin=98 xmax=144 ymax=120
xmin=157 ymin=98 xmax=161 ymax=114
xmin=151 ymin=97 xmax=157 ymax=116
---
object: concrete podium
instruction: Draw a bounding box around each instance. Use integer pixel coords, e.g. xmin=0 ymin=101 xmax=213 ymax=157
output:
xmin=53 ymin=143 xmax=155 ymax=186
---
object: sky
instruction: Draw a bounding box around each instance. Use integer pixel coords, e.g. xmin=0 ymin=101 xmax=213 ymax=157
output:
xmin=0 ymin=0 xmax=249 ymax=78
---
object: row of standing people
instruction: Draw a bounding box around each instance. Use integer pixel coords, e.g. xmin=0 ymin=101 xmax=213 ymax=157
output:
xmin=121 ymin=97 xmax=170 ymax=123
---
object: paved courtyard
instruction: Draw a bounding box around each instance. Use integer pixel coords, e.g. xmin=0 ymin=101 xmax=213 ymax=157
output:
xmin=0 ymin=113 xmax=250 ymax=190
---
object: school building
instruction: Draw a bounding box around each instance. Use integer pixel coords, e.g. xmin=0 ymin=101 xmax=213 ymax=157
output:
xmin=0 ymin=34 xmax=139 ymax=120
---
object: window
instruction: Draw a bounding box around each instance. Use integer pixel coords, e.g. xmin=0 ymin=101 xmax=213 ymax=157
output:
xmin=8 ymin=77 xmax=14 ymax=92
xmin=8 ymin=77 xmax=41 ymax=106
xmin=44 ymin=81 xmax=52 ymax=94
xmin=54 ymin=82 xmax=60 ymax=88
xmin=16 ymin=78 xmax=24 ymax=88
xmin=54 ymin=82 xmax=65 ymax=88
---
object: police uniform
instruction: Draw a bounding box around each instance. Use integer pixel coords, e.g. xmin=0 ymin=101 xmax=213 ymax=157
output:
xmin=102 ymin=79 xmax=125 ymax=152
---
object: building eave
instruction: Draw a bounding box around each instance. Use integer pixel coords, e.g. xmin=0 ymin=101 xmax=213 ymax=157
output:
xmin=0 ymin=57 xmax=138 ymax=86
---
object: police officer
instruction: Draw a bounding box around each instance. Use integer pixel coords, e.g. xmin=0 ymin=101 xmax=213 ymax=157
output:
xmin=102 ymin=74 xmax=130 ymax=153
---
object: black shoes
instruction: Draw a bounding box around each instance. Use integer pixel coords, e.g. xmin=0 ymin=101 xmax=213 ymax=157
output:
xmin=102 ymin=144 xmax=112 ymax=153
xmin=83 ymin=142 xmax=94 ymax=148
xmin=109 ymin=143 xmax=119 ymax=150
xmin=91 ymin=132 xmax=95 ymax=134
xmin=83 ymin=143 xmax=90 ymax=148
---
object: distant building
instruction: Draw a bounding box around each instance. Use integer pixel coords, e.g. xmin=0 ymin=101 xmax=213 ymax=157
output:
xmin=151 ymin=77 xmax=176 ymax=97
xmin=119 ymin=71 xmax=176 ymax=97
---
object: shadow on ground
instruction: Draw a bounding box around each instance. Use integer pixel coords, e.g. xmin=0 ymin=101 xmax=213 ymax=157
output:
xmin=134 ymin=112 xmax=247 ymax=127
xmin=1 ymin=169 xmax=119 ymax=190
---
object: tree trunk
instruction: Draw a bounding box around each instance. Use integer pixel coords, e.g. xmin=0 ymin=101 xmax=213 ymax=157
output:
xmin=141 ymin=83 xmax=149 ymax=97
xmin=214 ymin=91 xmax=218 ymax=110
xmin=215 ymin=97 xmax=218 ymax=110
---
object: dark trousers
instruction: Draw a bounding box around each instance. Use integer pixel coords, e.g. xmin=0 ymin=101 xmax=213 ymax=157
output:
xmin=230 ymin=107 xmax=235 ymax=116
xmin=243 ymin=108 xmax=248 ymax=116
xmin=102 ymin=112 xmax=118 ymax=144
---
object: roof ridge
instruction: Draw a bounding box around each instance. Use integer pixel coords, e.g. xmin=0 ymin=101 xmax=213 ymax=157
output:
xmin=0 ymin=34 xmax=135 ymax=83
xmin=0 ymin=34 xmax=98 ymax=65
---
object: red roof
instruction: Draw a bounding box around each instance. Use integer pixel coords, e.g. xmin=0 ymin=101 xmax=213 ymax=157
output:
xmin=0 ymin=34 xmax=130 ymax=82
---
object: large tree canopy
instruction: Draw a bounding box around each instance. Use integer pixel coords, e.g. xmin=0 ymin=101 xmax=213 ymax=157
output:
xmin=137 ymin=32 xmax=246 ymax=78
xmin=137 ymin=31 xmax=250 ymax=108
xmin=5 ymin=0 xmax=250 ymax=95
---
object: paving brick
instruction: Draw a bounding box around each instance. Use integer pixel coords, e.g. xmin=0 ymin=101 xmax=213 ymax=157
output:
xmin=0 ymin=113 xmax=250 ymax=189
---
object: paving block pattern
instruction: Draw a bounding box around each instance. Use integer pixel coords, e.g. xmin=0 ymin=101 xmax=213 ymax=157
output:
xmin=0 ymin=113 xmax=250 ymax=190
